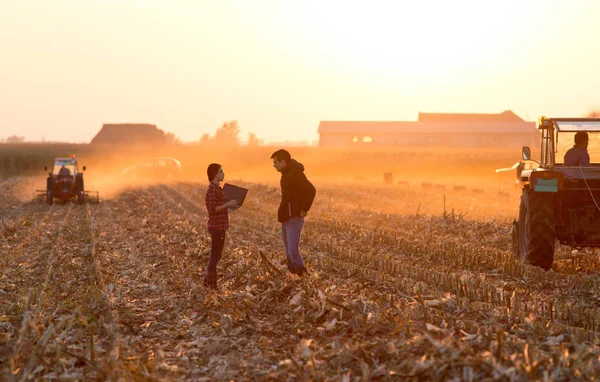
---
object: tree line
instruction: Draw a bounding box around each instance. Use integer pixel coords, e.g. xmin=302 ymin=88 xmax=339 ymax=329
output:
xmin=198 ymin=120 xmax=261 ymax=146
xmin=0 ymin=135 xmax=26 ymax=143
xmin=4 ymin=111 xmax=600 ymax=145
xmin=0 ymin=120 xmax=261 ymax=146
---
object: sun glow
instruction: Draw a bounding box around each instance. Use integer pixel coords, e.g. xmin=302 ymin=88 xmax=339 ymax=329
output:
xmin=278 ymin=1 xmax=536 ymax=84
xmin=1 ymin=1 xmax=597 ymax=143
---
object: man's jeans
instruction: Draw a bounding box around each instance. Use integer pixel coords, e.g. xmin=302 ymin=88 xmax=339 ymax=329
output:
xmin=282 ymin=217 xmax=305 ymax=271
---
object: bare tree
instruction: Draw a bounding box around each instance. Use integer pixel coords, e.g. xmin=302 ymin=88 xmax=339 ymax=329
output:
xmin=165 ymin=132 xmax=181 ymax=144
xmin=198 ymin=121 xmax=242 ymax=146
xmin=247 ymin=132 xmax=261 ymax=146
xmin=199 ymin=133 xmax=210 ymax=145
xmin=5 ymin=135 xmax=25 ymax=143
xmin=214 ymin=121 xmax=241 ymax=146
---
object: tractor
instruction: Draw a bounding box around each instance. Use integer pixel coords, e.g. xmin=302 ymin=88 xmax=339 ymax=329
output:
xmin=512 ymin=117 xmax=600 ymax=269
xmin=37 ymin=155 xmax=99 ymax=205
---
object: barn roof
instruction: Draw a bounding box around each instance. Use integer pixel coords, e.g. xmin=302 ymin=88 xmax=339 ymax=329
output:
xmin=318 ymin=121 xmax=536 ymax=134
xmin=418 ymin=110 xmax=525 ymax=123
xmin=318 ymin=121 xmax=537 ymax=134
xmin=318 ymin=111 xmax=536 ymax=134
xmin=91 ymin=123 xmax=167 ymax=145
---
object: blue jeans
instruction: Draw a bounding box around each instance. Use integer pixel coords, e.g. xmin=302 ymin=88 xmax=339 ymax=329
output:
xmin=282 ymin=217 xmax=305 ymax=271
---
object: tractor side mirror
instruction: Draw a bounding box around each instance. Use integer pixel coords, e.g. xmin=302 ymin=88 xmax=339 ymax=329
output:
xmin=44 ymin=166 xmax=48 ymax=171
xmin=522 ymin=146 xmax=531 ymax=161
xmin=83 ymin=166 xmax=86 ymax=171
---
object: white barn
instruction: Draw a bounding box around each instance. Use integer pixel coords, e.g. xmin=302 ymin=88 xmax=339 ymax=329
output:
xmin=318 ymin=111 xmax=538 ymax=148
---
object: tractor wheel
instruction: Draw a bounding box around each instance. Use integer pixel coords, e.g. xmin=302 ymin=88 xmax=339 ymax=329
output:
xmin=517 ymin=187 xmax=555 ymax=270
xmin=47 ymin=190 xmax=53 ymax=205
xmin=75 ymin=174 xmax=84 ymax=191
xmin=75 ymin=174 xmax=85 ymax=204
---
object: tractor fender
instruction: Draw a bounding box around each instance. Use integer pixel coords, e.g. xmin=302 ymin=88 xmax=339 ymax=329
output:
xmin=46 ymin=176 xmax=55 ymax=195
xmin=75 ymin=173 xmax=84 ymax=193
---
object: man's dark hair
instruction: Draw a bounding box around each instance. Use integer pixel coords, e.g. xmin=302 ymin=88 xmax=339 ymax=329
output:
xmin=575 ymin=131 xmax=589 ymax=145
xmin=271 ymin=149 xmax=291 ymax=164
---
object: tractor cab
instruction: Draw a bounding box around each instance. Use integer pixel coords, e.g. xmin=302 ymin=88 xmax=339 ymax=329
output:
xmin=514 ymin=117 xmax=600 ymax=269
xmin=46 ymin=157 xmax=86 ymax=177
xmin=524 ymin=118 xmax=600 ymax=166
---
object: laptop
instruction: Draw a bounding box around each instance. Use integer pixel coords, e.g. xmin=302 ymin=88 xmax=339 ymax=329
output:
xmin=222 ymin=183 xmax=249 ymax=210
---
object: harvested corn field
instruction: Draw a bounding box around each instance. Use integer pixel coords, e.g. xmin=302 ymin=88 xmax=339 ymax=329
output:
xmin=1 ymin=177 xmax=600 ymax=380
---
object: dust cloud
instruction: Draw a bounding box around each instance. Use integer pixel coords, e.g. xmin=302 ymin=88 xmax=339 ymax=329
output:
xmin=9 ymin=145 xmax=523 ymax=220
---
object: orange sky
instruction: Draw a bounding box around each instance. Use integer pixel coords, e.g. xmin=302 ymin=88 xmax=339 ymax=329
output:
xmin=1 ymin=0 xmax=600 ymax=143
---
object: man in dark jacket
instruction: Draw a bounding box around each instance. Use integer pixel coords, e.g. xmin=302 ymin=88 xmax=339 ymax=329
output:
xmin=271 ymin=149 xmax=316 ymax=276
xmin=564 ymin=131 xmax=590 ymax=166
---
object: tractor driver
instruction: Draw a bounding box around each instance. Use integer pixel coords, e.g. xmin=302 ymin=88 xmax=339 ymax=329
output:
xmin=58 ymin=165 xmax=72 ymax=177
xmin=564 ymin=131 xmax=590 ymax=166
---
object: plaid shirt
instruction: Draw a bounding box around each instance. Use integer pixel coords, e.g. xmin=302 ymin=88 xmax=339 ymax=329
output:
xmin=205 ymin=183 xmax=230 ymax=231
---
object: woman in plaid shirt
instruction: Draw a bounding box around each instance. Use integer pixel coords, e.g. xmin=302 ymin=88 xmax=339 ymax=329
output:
xmin=204 ymin=163 xmax=237 ymax=290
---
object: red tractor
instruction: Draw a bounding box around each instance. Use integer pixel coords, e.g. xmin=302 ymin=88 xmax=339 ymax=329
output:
xmin=38 ymin=156 xmax=99 ymax=205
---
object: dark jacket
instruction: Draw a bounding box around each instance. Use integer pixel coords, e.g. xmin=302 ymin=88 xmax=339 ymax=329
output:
xmin=278 ymin=159 xmax=316 ymax=223
xmin=564 ymin=146 xmax=590 ymax=166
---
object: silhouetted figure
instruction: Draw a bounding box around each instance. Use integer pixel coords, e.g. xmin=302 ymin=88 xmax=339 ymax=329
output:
xmin=564 ymin=132 xmax=590 ymax=166
xmin=203 ymin=163 xmax=237 ymax=291
xmin=58 ymin=165 xmax=71 ymax=177
xmin=271 ymin=149 xmax=316 ymax=277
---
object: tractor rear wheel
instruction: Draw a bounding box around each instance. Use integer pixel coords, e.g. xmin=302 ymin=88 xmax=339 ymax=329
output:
xmin=75 ymin=174 xmax=85 ymax=204
xmin=517 ymin=187 xmax=555 ymax=270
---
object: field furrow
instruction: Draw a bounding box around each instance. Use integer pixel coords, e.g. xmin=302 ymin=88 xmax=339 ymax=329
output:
xmin=3 ymin=177 xmax=600 ymax=380
xmin=87 ymin=187 xmax=213 ymax=378
xmin=219 ymin=183 xmax=600 ymax=338
xmin=157 ymin=184 xmax=549 ymax=379
xmin=2 ymin=203 xmax=74 ymax=377
xmin=1 ymin=204 xmax=61 ymax=368
xmin=3 ymin=200 xmax=126 ymax=380
xmin=0 ymin=178 xmax=32 ymax=218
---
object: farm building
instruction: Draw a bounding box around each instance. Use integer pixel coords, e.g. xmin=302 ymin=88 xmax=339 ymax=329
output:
xmin=90 ymin=123 xmax=168 ymax=145
xmin=318 ymin=111 xmax=538 ymax=148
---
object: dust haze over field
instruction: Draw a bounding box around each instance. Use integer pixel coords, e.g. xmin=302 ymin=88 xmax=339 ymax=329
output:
xmin=13 ymin=145 xmax=526 ymax=219
xmin=3 ymin=145 xmax=600 ymax=380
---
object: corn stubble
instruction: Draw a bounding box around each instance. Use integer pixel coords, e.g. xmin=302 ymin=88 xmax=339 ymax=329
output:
xmin=1 ymin=177 xmax=600 ymax=380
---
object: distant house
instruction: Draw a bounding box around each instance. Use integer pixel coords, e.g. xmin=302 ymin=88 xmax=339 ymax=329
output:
xmin=91 ymin=123 xmax=168 ymax=145
xmin=318 ymin=111 xmax=538 ymax=148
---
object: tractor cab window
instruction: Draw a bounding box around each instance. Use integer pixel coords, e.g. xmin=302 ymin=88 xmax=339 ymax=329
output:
xmin=52 ymin=161 xmax=76 ymax=176
xmin=555 ymin=131 xmax=599 ymax=165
